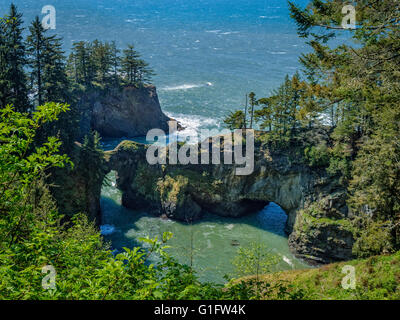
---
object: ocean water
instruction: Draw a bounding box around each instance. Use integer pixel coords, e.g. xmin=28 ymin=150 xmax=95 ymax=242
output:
xmin=1 ymin=0 xmax=310 ymax=131
xmin=1 ymin=0 xmax=315 ymax=281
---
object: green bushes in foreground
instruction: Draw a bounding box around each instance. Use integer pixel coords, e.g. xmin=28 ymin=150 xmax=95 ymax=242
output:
xmin=0 ymin=103 xmax=296 ymax=300
xmin=1 ymin=104 xmax=399 ymax=300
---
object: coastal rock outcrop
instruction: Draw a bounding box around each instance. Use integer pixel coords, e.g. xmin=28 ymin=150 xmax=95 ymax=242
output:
xmin=105 ymin=129 xmax=355 ymax=264
xmin=78 ymin=85 xmax=171 ymax=138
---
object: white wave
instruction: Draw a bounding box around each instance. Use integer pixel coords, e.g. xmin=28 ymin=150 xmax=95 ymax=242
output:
xmin=164 ymin=111 xmax=221 ymax=142
xmin=259 ymin=16 xmax=280 ymax=19
xmin=125 ymin=18 xmax=144 ymax=23
xmin=282 ymin=255 xmax=295 ymax=268
xmin=206 ymin=30 xmax=239 ymax=35
xmin=269 ymin=51 xmax=287 ymax=55
xmin=160 ymin=82 xmax=213 ymax=91
xmin=220 ymin=31 xmax=239 ymax=35
xmin=100 ymin=224 xmax=116 ymax=236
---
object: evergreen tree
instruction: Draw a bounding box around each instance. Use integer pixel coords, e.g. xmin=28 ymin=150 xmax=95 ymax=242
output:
xmin=251 ymin=74 xmax=305 ymax=138
xmin=91 ymin=40 xmax=114 ymax=87
xmin=223 ymin=110 xmax=246 ymax=130
xmin=26 ymin=16 xmax=47 ymax=106
xmin=248 ymin=92 xmax=257 ymax=129
xmin=0 ymin=16 xmax=9 ymax=109
xmin=110 ymin=41 xmax=121 ymax=87
xmin=288 ymin=0 xmax=400 ymax=252
xmin=254 ymin=97 xmax=273 ymax=131
xmin=0 ymin=4 xmax=29 ymax=112
xmin=121 ymin=44 xmax=154 ymax=86
xmin=121 ymin=44 xmax=140 ymax=86
xmin=42 ymin=37 xmax=69 ymax=103
xmin=68 ymin=41 xmax=96 ymax=88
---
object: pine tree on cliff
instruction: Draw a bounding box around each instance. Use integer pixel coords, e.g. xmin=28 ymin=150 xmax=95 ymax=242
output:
xmin=110 ymin=41 xmax=121 ymax=87
xmin=223 ymin=110 xmax=245 ymax=130
xmin=27 ymin=17 xmax=70 ymax=105
xmin=121 ymin=44 xmax=140 ymax=86
xmin=0 ymin=19 xmax=7 ymax=109
xmin=248 ymin=92 xmax=257 ymax=129
xmin=0 ymin=4 xmax=29 ymax=112
xmin=91 ymin=40 xmax=114 ymax=87
xmin=68 ymin=41 xmax=96 ymax=89
xmin=121 ymin=44 xmax=154 ymax=87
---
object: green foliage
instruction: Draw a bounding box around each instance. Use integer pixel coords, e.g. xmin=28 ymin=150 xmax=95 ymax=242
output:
xmin=232 ymin=242 xmax=279 ymax=281
xmin=304 ymin=143 xmax=330 ymax=168
xmin=352 ymin=218 xmax=395 ymax=259
xmin=249 ymin=251 xmax=400 ymax=300
xmin=0 ymin=104 xmax=218 ymax=300
xmin=66 ymin=41 xmax=153 ymax=90
xmin=223 ymin=110 xmax=245 ymax=130
xmin=254 ymin=74 xmax=306 ymax=134
xmin=121 ymin=44 xmax=154 ymax=87
xmin=0 ymin=4 xmax=30 ymax=112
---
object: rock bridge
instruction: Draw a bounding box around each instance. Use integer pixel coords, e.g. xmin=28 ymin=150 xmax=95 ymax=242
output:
xmin=103 ymin=132 xmax=354 ymax=265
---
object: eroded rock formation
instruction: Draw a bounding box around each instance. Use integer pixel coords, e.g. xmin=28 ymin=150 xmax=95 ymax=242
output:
xmin=105 ymin=129 xmax=355 ymax=265
xmin=78 ymin=85 xmax=171 ymax=138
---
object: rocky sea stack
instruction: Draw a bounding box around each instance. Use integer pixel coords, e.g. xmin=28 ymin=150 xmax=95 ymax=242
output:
xmin=78 ymin=85 xmax=172 ymax=138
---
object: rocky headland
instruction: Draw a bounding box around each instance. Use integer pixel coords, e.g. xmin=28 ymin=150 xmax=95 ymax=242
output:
xmin=77 ymin=85 xmax=172 ymax=138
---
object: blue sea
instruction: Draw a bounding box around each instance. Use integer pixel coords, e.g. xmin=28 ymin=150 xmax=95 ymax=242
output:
xmin=1 ymin=0 xmax=311 ymax=134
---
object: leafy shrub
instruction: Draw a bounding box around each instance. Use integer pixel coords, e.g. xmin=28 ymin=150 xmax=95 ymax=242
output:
xmin=304 ymin=143 xmax=331 ymax=168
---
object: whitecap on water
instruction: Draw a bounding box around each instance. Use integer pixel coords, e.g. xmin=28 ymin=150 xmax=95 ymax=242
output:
xmin=164 ymin=111 xmax=221 ymax=142
xmin=269 ymin=51 xmax=287 ymax=55
xmin=100 ymin=224 xmax=116 ymax=236
xmin=160 ymin=82 xmax=213 ymax=91
xmin=282 ymin=255 xmax=295 ymax=268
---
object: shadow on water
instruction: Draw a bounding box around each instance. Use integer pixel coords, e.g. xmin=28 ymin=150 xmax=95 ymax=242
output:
xmin=101 ymin=193 xmax=290 ymax=248
xmin=100 ymin=178 xmax=311 ymax=284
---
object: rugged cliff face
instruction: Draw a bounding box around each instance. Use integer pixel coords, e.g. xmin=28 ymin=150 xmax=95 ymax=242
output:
xmin=50 ymin=143 xmax=107 ymax=225
xmin=105 ymin=130 xmax=355 ymax=265
xmin=78 ymin=85 xmax=171 ymax=138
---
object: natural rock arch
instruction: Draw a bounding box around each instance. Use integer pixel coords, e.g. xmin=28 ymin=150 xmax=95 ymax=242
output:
xmin=104 ymin=137 xmax=354 ymax=265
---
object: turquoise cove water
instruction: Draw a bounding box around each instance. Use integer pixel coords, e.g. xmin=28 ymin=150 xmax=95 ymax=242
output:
xmin=101 ymin=171 xmax=310 ymax=284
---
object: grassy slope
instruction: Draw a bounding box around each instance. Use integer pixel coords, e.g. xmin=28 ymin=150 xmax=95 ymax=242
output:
xmin=241 ymin=251 xmax=400 ymax=300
